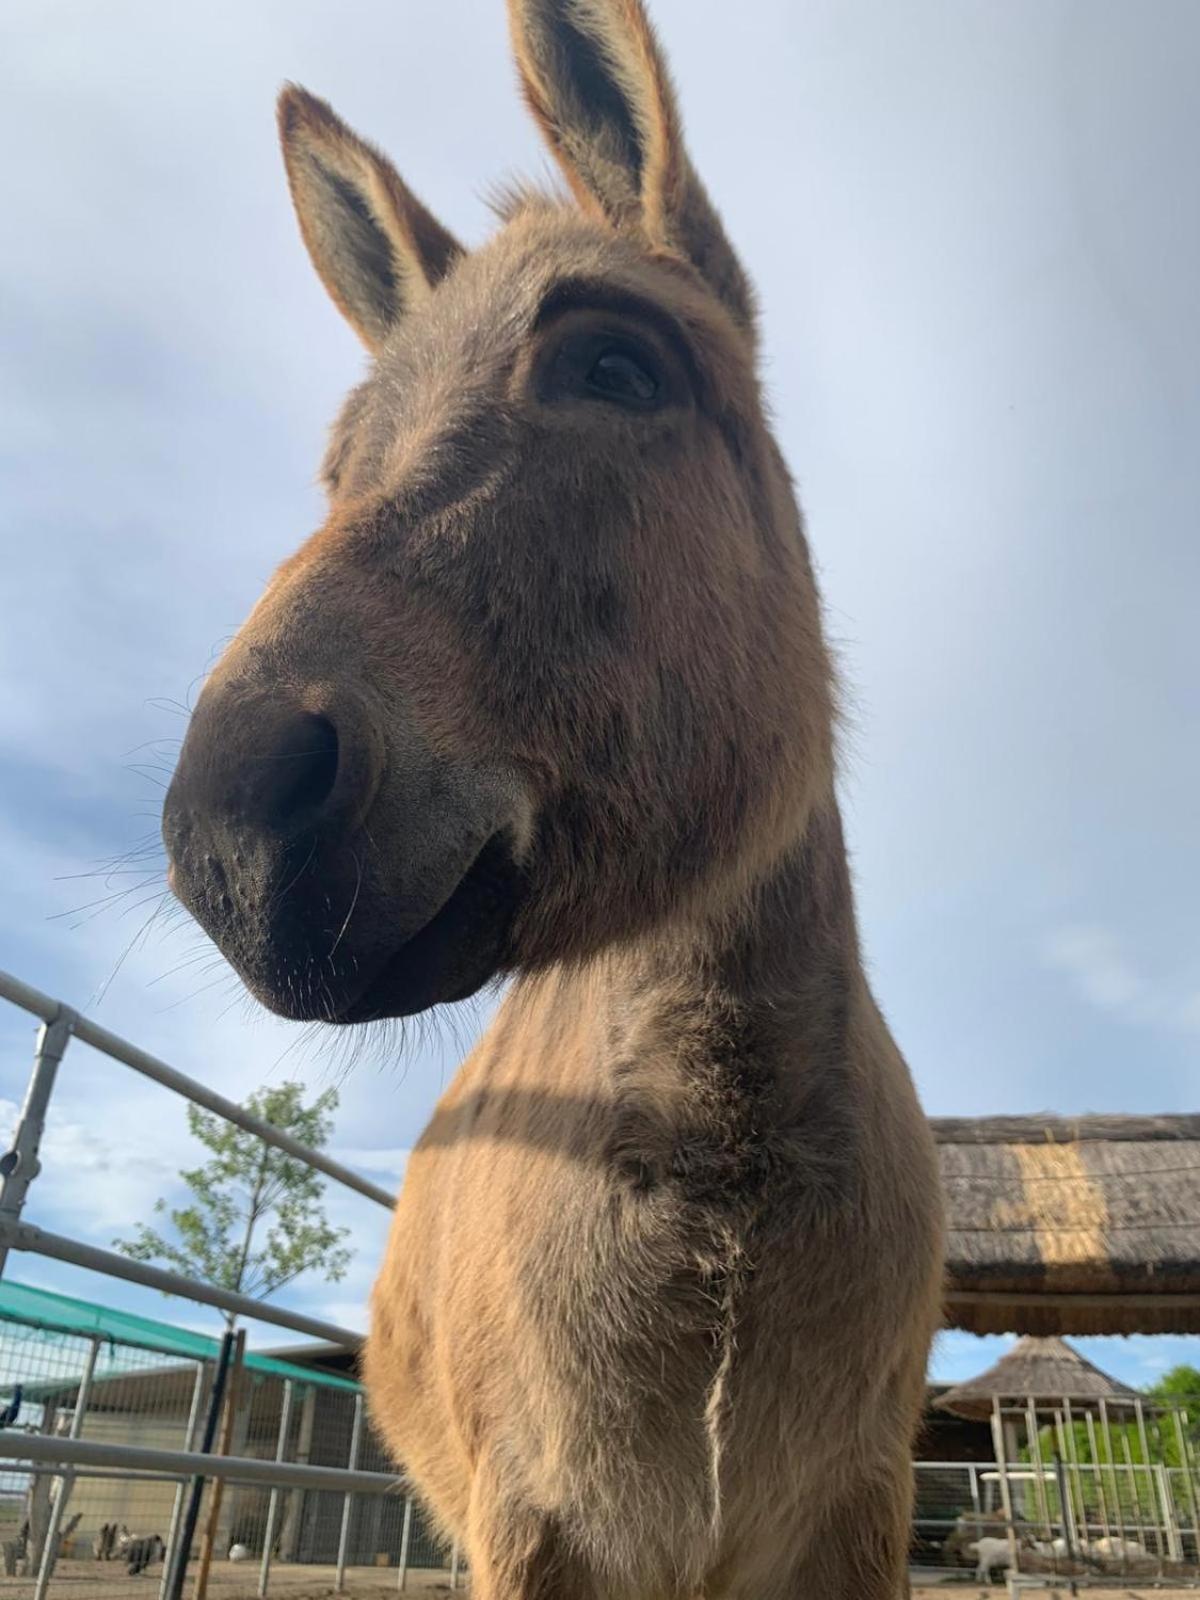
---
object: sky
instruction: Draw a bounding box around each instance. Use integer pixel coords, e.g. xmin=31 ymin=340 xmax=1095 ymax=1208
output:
xmin=0 ymin=0 xmax=1197 ymax=1389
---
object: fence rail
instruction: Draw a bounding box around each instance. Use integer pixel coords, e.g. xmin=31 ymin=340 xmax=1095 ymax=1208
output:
xmin=0 ymin=1219 xmax=361 ymax=1347
xmin=0 ymin=1432 xmax=402 ymax=1497
xmin=0 ymin=966 xmax=444 ymax=1598
xmin=0 ymin=969 xmax=395 ymax=1209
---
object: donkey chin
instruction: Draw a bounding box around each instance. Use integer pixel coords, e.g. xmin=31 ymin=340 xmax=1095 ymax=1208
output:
xmin=162 ymin=689 xmax=528 ymax=1023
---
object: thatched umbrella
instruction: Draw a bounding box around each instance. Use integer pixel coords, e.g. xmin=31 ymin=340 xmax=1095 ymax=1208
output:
xmin=937 ymin=1338 xmax=1143 ymax=1553
xmin=936 ymin=1336 xmax=1138 ymax=1422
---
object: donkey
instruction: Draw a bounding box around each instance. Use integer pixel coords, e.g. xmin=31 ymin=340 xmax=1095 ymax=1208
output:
xmin=162 ymin=1 xmax=944 ymax=1595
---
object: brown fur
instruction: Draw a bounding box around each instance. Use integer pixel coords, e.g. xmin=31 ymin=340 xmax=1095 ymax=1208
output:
xmin=163 ymin=2 xmax=944 ymax=1595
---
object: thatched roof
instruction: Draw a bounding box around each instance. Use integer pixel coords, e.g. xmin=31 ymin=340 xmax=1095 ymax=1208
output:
xmin=935 ymin=1335 xmax=1138 ymax=1421
xmin=936 ymin=1113 xmax=1200 ymax=1335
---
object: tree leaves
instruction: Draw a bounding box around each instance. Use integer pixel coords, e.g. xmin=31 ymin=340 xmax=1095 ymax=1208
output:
xmin=115 ymin=1081 xmax=352 ymax=1326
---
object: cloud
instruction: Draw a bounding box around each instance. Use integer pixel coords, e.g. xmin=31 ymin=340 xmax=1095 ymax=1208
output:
xmin=1041 ymin=923 xmax=1200 ymax=1036
xmin=329 ymin=1146 xmax=409 ymax=1183
xmin=0 ymin=1094 xmax=187 ymax=1236
xmin=1042 ymin=925 xmax=1147 ymax=1012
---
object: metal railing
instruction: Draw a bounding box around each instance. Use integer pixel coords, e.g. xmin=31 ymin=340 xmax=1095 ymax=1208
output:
xmin=911 ymin=1396 xmax=1200 ymax=1586
xmin=0 ymin=966 xmax=458 ymax=1597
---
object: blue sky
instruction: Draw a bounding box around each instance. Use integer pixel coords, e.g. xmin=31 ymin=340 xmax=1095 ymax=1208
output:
xmin=0 ymin=0 xmax=1196 ymax=1388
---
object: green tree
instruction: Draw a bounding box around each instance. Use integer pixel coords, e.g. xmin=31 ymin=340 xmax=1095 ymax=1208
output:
xmin=116 ymin=1081 xmax=352 ymax=1328
xmin=1146 ymin=1366 xmax=1200 ymax=1409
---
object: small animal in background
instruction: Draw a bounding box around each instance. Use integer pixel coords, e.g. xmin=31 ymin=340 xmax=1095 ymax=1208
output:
xmin=118 ymin=1528 xmax=164 ymax=1575
xmin=93 ymin=1522 xmax=119 ymax=1560
xmin=966 ymin=1536 xmax=1015 ymax=1582
xmin=229 ymin=1542 xmax=250 ymax=1562
xmin=0 ymin=1385 xmax=22 ymax=1427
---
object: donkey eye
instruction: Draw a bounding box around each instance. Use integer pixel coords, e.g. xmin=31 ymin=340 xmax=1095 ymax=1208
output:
xmin=539 ymin=329 xmax=669 ymax=412
xmin=585 ymin=345 xmax=660 ymax=406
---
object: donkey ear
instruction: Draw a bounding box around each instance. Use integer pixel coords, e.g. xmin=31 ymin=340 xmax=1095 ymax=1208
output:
xmin=508 ymin=0 xmax=754 ymax=332
xmin=277 ymin=85 xmax=464 ymax=352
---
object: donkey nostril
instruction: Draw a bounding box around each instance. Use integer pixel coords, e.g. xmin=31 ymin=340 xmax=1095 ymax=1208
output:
xmin=261 ymin=713 xmax=340 ymax=829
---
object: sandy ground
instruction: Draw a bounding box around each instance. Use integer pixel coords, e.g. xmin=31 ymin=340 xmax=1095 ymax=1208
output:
xmin=0 ymin=1559 xmax=458 ymax=1597
xmin=2 ymin=1567 xmax=1195 ymax=1599
xmin=912 ymin=1589 xmax=1200 ymax=1597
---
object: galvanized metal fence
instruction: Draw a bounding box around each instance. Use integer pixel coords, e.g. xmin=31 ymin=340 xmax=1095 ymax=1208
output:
xmin=912 ymin=1394 xmax=1200 ymax=1585
xmin=0 ymin=968 xmax=459 ymax=1598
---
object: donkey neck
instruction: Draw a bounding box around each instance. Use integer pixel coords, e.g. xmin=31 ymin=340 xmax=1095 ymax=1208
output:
xmin=618 ymin=793 xmax=860 ymax=1044
xmin=555 ymin=791 xmax=870 ymax=1193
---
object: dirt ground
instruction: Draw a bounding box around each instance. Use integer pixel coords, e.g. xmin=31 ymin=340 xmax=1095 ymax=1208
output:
xmin=3 ymin=1569 xmax=1195 ymax=1599
xmin=0 ymin=1559 xmax=458 ymax=1598
xmin=912 ymin=1589 xmax=1200 ymax=1598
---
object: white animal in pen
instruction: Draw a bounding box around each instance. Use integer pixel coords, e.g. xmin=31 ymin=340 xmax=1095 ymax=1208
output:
xmin=966 ymin=1536 xmax=1015 ymax=1581
xmin=1028 ymin=1531 xmax=1154 ymax=1573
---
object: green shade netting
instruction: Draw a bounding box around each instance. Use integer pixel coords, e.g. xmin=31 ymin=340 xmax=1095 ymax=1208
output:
xmin=0 ymin=1278 xmax=359 ymax=1393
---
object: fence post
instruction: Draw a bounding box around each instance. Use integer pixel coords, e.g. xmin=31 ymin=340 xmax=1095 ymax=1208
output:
xmin=193 ymin=1328 xmax=246 ymax=1600
xmin=990 ymin=1399 xmax=1019 ymax=1573
xmin=450 ymin=1537 xmax=461 ymax=1589
xmin=164 ymin=1329 xmax=238 ymax=1600
xmin=1157 ymin=1463 xmax=1183 ymax=1560
xmin=1052 ymin=1449 xmax=1077 ymax=1565
xmin=1173 ymin=1406 xmax=1200 ymax=1560
xmin=0 ymin=1009 xmax=74 ymax=1277
xmin=397 ymin=1495 xmax=413 ymax=1592
xmin=32 ymin=1332 xmax=99 ymax=1598
xmin=160 ymin=1361 xmax=209 ymax=1600
xmin=1024 ymin=1395 xmax=1052 ymax=1540
xmin=967 ymin=1460 xmax=982 ymax=1543
xmin=1133 ymin=1396 xmax=1164 ymax=1564
xmin=1098 ymin=1398 xmax=1127 ymax=1541
xmin=1062 ymin=1398 xmax=1091 ymax=1549
xmin=1120 ymin=1426 xmax=1151 ymax=1571
xmin=335 ymin=1392 xmax=364 ymax=1593
xmin=257 ymin=1379 xmax=294 ymax=1599
xmin=1085 ymin=1411 xmax=1113 ymax=1547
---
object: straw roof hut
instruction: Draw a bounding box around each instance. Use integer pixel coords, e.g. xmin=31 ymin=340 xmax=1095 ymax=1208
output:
xmin=935 ymin=1336 xmax=1138 ymax=1422
xmin=936 ymin=1113 xmax=1200 ymax=1335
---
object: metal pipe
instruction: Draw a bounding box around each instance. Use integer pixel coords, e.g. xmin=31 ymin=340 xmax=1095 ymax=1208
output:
xmin=397 ymin=1496 xmax=413 ymax=1591
xmin=1052 ymin=1413 xmax=1079 ymax=1557
xmin=21 ymin=1464 xmax=188 ymax=1484
xmin=450 ymin=1539 xmax=461 ymax=1589
xmin=335 ymin=1392 xmax=365 ymax=1592
xmin=33 ymin=1332 xmax=99 ymax=1600
xmin=1173 ymin=1406 xmax=1200 ymax=1557
xmin=0 ymin=1007 xmax=74 ymax=1275
xmin=0 ymin=1218 xmax=360 ymax=1345
xmin=1157 ymin=1462 xmax=1183 ymax=1561
xmin=258 ymin=1379 xmax=294 ymax=1599
xmin=1121 ymin=1425 xmax=1151 ymax=1569
xmin=193 ymin=1329 xmax=245 ymax=1600
xmin=160 ymin=1361 xmax=209 ymax=1600
xmin=1085 ymin=1411 xmax=1113 ymax=1547
xmin=967 ymin=1460 xmax=983 ymax=1546
xmin=1062 ymin=1398 xmax=1090 ymax=1547
xmin=1024 ymin=1395 xmax=1052 ymax=1540
xmin=164 ymin=1330 xmax=237 ymax=1600
xmin=0 ymin=969 xmax=394 ymax=1209
xmin=0 ymin=1427 xmax=403 ymax=1494
xmin=989 ymin=1400 xmax=1019 ymax=1572
xmin=1051 ymin=1452 xmax=1074 ymax=1571
xmin=1133 ymin=1396 xmax=1164 ymax=1563
xmin=1098 ymin=1398 xmax=1126 ymax=1541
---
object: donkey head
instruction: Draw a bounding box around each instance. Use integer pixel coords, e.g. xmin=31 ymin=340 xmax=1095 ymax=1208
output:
xmin=164 ymin=0 xmax=835 ymax=1023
